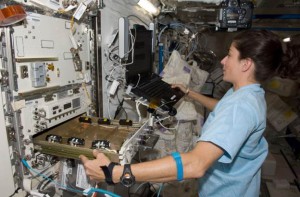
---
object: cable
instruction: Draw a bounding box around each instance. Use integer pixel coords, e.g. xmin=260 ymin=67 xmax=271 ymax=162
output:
xmin=156 ymin=183 xmax=164 ymax=197
xmin=22 ymin=159 xmax=83 ymax=194
xmin=135 ymin=98 xmax=149 ymax=122
xmin=121 ymin=29 xmax=136 ymax=66
xmin=105 ymin=64 xmax=124 ymax=120
xmin=21 ymin=159 xmax=121 ymax=197
xmin=149 ymin=183 xmax=157 ymax=195
xmin=132 ymin=73 xmax=141 ymax=89
xmin=129 ymin=182 xmax=151 ymax=197
xmin=133 ymin=182 xmax=149 ymax=194
xmin=37 ymin=173 xmax=55 ymax=192
xmin=108 ymin=46 xmax=121 ymax=65
xmin=158 ymin=25 xmax=169 ymax=43
xmin=155 ymin=115 xmax=171 ymax=122
xmin=127 ymin=15 xmax=149 ymax=27
xmin=157 ymin=22 xmax=199 ymax=62
xmin=136 ymin=101 xmax=142 ymax=122
xmin=157 ymin=119 xmax=179 ymax=131
xmin=153 ymin=99 xmax=176 ymax=115
xmin=117 ymin=94 xmax=128 ymax=120
xmin=114 ymin=98 xmax=125 ymax=119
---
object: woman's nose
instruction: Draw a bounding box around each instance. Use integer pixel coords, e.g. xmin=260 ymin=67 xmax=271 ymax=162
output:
xmin=221 ymin=56 xmax=227 ymax=65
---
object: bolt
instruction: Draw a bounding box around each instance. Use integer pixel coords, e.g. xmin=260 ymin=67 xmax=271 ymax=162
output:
xmin=23 ymin=139 xmax=31 ymax=145
xmin=25 ymin=154 xmax=32 ymax=160
xmin=30 ymin=147 xmax=34 ymax=152
xmin=14 ymin=175 xmax=20 ymax=182
xmin=5 ymin=112 xmax=12 ymax=116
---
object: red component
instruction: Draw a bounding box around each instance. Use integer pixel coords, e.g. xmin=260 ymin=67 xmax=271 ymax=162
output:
xmin=0 ymin=5 xmax=27 ymax=26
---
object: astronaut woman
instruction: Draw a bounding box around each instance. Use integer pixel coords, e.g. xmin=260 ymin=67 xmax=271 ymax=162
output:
xmin=80 ymin=29 xmax=299 ymax=197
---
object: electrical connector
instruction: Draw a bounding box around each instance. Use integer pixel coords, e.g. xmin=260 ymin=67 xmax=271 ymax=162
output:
xmin=98 ymin=118 xmax=111 ymax=125
xmin=109 ymin=80 xmax=120 ymax=95
xmin=119 ymin=119 xmax=133 ymax=126
xmin=114 ymin=98 xmax=124 ymax=119
xmin=184 ymin=28 xmax=189 ymax=35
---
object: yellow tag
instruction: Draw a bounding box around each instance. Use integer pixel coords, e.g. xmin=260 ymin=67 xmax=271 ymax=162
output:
xmin=284 ymin=110 xmax=293 ymax=118
xmin=269 ymin=80 xmax=280 ymax=89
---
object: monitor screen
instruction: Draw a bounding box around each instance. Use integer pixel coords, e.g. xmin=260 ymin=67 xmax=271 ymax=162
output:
xmin=125 ymin=29 xmax=153 ymax=85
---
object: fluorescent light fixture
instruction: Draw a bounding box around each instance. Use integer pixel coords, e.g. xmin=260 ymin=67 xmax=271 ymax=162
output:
xmin=135 ymin=0 xmax=160 ymax=16
xmin=283 ymin=37 xmax=291 ymax=42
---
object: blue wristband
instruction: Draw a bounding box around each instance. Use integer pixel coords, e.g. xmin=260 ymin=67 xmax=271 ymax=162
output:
xmin=171 ymin=152 xmax=183 ymax=181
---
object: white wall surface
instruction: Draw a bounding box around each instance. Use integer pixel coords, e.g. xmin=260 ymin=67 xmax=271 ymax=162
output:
xmin=0 ymin=95 xmax=15 ymax=196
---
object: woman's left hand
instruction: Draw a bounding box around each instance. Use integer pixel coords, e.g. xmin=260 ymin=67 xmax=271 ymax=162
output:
xmin=171 ymin=84 xmax=188 ymax=93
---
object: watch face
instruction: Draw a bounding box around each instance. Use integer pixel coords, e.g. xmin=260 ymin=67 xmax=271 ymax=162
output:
xmin=123 ymin=176 xmax=133 ymax=185
xmin=121 ymin=164 xmax=135 ymax=187
xmin=121 ymin=172 xmax=135 ymax=187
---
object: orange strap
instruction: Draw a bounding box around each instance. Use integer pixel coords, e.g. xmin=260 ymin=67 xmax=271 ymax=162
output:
xmin=0 ymin=5 xmax=27 ymax=26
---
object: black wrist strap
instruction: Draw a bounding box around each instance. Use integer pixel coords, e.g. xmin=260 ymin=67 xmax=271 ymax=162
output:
xmin=100 ymin=162 xmax=118 ymax=185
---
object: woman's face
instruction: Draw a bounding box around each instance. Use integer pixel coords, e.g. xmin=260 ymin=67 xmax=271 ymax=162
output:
xmin=220 ymin=43 xmax=242 ymax=83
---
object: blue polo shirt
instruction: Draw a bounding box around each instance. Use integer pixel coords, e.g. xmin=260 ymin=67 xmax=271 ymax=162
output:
xmin=198 ymin=84 xmax=268 ymax=197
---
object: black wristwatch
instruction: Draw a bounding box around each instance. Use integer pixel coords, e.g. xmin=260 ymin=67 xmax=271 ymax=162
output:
xmin=120 ymin=164 xmax=135 ymax=187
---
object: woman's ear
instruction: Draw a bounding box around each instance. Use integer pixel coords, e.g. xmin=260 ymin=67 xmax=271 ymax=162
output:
xmin=241 ymin=58 xmax=253 ymax=72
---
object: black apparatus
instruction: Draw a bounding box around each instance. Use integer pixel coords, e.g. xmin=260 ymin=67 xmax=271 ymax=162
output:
xmin=218 ymin=0 xmax=254 ymax=29
xmin=125 ymin=28 xmax=185 ymax=115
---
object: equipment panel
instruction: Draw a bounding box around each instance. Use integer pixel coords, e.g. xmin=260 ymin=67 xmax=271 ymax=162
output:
xmin=13 ymin=12 xmax=91 ymax=93
xmin=0 ymin=9 xmax=94 ymax=196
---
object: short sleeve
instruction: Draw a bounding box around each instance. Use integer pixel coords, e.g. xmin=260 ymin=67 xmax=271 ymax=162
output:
xmin=198 ymin=101 xmax=256 ymax=163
